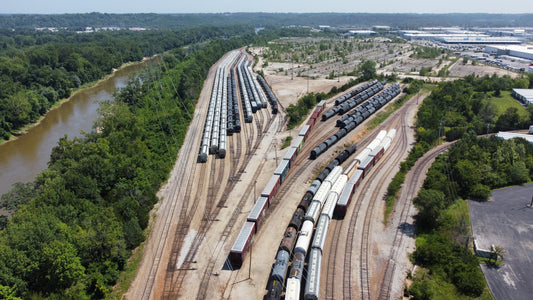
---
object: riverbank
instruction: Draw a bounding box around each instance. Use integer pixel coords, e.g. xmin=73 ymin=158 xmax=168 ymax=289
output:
xmin=0 ymin=56 xmax=159 ymax=146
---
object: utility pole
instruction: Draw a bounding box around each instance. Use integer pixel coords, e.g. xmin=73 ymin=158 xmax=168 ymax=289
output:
xmin=307 ymin=71 xmax=310 ymax=94
xmin=254 ymin=180 xmax=257 ymax=204
xmin=248 ymin=237 xmax=253 ymax=279
xmin=487 ymin=123 xmax=490 ymax=135
xmin=417 ymin=81 xmax=420 ymax=105
xmin=275 ymin=144 xmax=278 ymax=165
xmin=291 ymin=57 xmax=294 ymax=80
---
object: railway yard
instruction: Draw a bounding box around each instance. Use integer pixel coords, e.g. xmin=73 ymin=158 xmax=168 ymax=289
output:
xmin=126 ymin=43 xmax=435 ymax=300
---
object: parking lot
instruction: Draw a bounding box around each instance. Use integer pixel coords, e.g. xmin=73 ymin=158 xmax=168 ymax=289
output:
xmin=469 ymin=184 xmax=533 ymax=300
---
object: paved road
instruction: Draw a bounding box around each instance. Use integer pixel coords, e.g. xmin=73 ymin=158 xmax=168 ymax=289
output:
xmin=469 ymin=184 xmax=533 ymax=300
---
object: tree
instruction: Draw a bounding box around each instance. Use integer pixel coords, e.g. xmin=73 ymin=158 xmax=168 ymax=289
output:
xmin=489 ymin=245 xmax=506 ymax=264
xmin=413 ymin=189 xmax=446 ymax=229
xmin=0 ymin=285 xmax=22 ymax=300
xmin=40 ymin=240 xmax=85 ymax=293
xmin=359 ymin=60 xmax=376 ymax=81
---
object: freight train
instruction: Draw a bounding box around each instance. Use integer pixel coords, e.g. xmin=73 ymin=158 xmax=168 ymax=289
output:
xmin=265 ymin=145 xmax=356 ymax=300
xmin=229 ymin=101 xmax=326 ymax=267
xmin=310 ymin=82 xmax=400 ymax=159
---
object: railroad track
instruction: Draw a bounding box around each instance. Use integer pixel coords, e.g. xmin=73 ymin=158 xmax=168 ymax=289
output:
xmin=325 ymin=219 xmax=341 ymax=300
xmin=377 ymin=142 xmax=451 ymax=300
xmin=199 ymin=111 xmax=278 ymax=299
xmin=313 ymin=92 xmax=415 ymax=300
xmin=359 ymin=117 xmax=408 ymax=300
xmin=154 ymin=118 xmax=202 ymax=299
xmin=162 ymin=49 xmax=267 ymax=298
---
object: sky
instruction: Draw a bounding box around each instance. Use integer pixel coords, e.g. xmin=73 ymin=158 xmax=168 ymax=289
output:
xmin=3 ymin=0 xmax=533 ymax=14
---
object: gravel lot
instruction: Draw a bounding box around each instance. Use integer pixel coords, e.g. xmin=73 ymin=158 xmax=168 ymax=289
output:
xmin=469 ymin=183 xmax=533 ymax=300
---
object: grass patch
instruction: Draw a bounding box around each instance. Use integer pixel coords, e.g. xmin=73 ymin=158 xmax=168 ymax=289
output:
xmin=409 ymin=266 xmax=494 ymax=300
xmin=281 ymin=136 xmax=292 ymax=149
xmin=489 ymin=90 xmax=529 ymax=120
xmin=478 ymin=257 xmax=505 ymax=267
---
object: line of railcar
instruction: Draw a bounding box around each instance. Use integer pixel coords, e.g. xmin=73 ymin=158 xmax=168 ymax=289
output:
xmin=322 ymin=80 xmax=382 ymax=121
xmin=333 ymin=79 xmax=378 ymax=106
xmin=242 ymin=63 xmax=258 ymax=112
xmin=257 ymin=74 xmax=279 ymax=114
xmin=337 ymin=82 xmax=401 ymax=128
xmin=282 ymin=130 xmax=395 ymax=299
xmin=302 ymin=129 xmax=397 ymax=300
xmin=230 ymin=102 xmax=326 ymax=269
xmin=198 ymin=51 xmax=239 ymax=162
xmin=310 ymin=82 xmax=400 ymax=159
xmin=266 ymin=145 xmax=356 ymax=300
xmin=335 ymin=129 xmax=396 ymax=218
xmin=236 ymin=56 xmax=254 ymax=123
xmin=248 ymin=64 xmax=268 ymax=108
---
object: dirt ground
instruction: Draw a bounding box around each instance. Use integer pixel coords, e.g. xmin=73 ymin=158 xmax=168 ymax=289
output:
xmin=448 ymin=60 xmax=520 ymax=78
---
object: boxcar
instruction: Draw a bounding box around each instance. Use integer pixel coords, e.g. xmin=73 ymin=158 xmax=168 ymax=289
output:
xmin=292 ymin=135 xmax=305 ymax=153
xmin=298 ymin=124 xmax=311 ymax=140
xmin=306 ymin=116 xmax=316 ymax=128
xmin=274 ymin=159 xmax=290 ymax=183
xmin=230 ymin=222 xmax=255 ymax=266
xmin=357 ymin=155 xmax=375 ymax=177
xmin=335 ymin=170 xmax=364 ymax=218
xmin=283 ymin=146 xmax=298 ymax=167
xmin=369 ymin=145 xmax=384 ymax=163
xmin=247 ymin=197 xmax=268 ymax=233
xmin=261 ymin=174 xmax=281 ymax=205
xmin=316 ymin=100 xmax=326 ymax=114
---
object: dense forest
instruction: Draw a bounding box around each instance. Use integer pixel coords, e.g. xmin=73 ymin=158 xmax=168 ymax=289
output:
xmin=0 ymin=25 xmax=255 ymax=141
xmin=0 ymin=25 xmax=315 ymax=298
xmin=406 ymin=75 xmax=533 ymax=299
xmin=1 ymin=13 xmax=533 ymax=30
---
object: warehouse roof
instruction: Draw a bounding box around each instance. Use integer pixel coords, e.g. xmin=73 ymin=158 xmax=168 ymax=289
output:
xmin=496 ymin=131 xmax=533 ymax=144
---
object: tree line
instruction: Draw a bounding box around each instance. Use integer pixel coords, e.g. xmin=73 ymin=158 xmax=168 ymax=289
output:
xmin=2 ymin=13 xmax=533 ymax=30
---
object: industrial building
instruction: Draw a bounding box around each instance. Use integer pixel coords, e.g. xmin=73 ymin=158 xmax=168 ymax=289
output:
xmin=512 ymin=89 xmax=533 ymax=105
xmin=349 ymin=30 xmax=377 ymax=36
xmin=398 ymin=27 xmax=525 ymax=44
xmin=485 ymin=45 xmax=533 ymax=61
xmin=496 ymin=131 xmax=533 ymax=144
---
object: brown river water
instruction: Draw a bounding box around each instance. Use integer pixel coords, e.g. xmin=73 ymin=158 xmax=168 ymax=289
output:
xmin=0 ymin=61 xmax=149 ymax=198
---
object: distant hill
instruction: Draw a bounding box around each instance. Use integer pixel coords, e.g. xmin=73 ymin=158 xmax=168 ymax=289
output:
xmin=1 ymin=12 xmax=532 ymax=30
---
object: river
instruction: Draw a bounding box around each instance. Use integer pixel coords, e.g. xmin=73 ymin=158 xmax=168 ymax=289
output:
xmin=0 ymin=61 xmax=150 ymax=198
